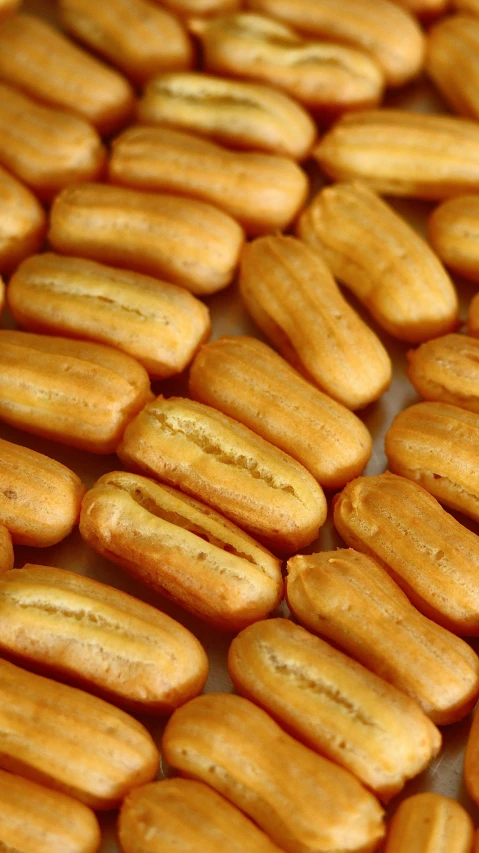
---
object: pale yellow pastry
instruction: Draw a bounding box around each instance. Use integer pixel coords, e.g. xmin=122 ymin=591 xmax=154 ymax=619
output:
xmin=385 ymin=401 xmax=479 ymax=522
xmin=0 ymin=83 xmax=105 ymax=203
xmin=109 ymin=125 xmax=308 ymax=237
xmin=0 ymin=15 xmax=135 ymax=136
xmin=239 ymin=235 xmax=392 ymax=410
xmin=119 ymin=779 xmax=285 ymax=853
xmin=0 ymin=769 xmax=101 ymax=853
xmin=59 ymin=0 xmax=193 ymax=87
xmin=48 ymin=183 xmax=244 ymax=296
xmin=406 ymin=333 xmax=479 ymax=413
xmin=383 ymin=793 xmax=474 ymax=853
xmin=286 ymin=549 xmax=479 ymax=724
xmin=0 ymin=166 xmax=46 ymax=274
xmin=429 ymin=195 xmax=479 ymax=283
xmin=80 ymin=471 xmax=283 ymax=632
xmin=228 ymin=618 xmax=441 ymax=801
xmin=469 ymin=293 xmax=479 ymax=336
xmin=137 ymin=72 xmax=317 ymax=160
xmin=0 ymin=438 xmax=86 ymax=547
xmin=0 ymin=563 xmax=208 ymax=713
xmin=333 ymin=472 xmax=479 ymax=634
xmin=189 ymin=336 xmax=372 ymax=489
xmin=0 ymin=526 xmax=13 ymax=575
xmin=191 ymin=13 xmax=385 ymax=114
xmin=297 ymin=182 xmax=459 ymax=343
xmin=244 ymin=0 xmax=425 ymax=86
xmin=163 ymin=693 xmax=386 ymax=853
xmin=0 ymin=330 xmax=152 ymax=454
xmin=117 ymin=395 xmax=327 ymax=554
xmin=315 ymin=110 xmax=479 ymax=199
xmin=0 ymin=657 xmax=159 ymax=809
xmin=8 ymin=253 xmax=211 ymax=380
xmin=426 ymin=15 xmax=479 ymax=122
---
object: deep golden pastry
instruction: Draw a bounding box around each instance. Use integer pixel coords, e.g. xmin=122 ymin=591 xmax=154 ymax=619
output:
xmin=59 ymin=0 xmax=193 ymax=86
xmin=137 ymin=72 xmax=317 ymax=160
xmin=119 ymin=779 xmax=284 ymax=853
xmin=0 ymin=438 xmax=86 ymax=547
xmin=80 ymin=471 xmax=283 ymax=632
xmin=109 ymin=125 xmax=308 ymax=237
xmin=189 ymin=335 xmax=372 ymax=488
xmin=163 ymin=693 xmax=386 ymax=853
xmin=192 ymin=13 xmax=384 ymax=114
xmin=239 ymin=235 xmax=392 ymax=410
xmin=385 ymin=401 xmax=479 ymax=522
xmin=244 ymin=0 xmax=425 ymax=86
xmin=333 ymin=472 xmax=479 ymax=634
xmin=228 ymin=618 xmax=441 ymax=801
xmin=0 ymin=769 xmax=101 ymax=853
xmin=0 ymin=526 xmax=13 ymax=575
xmin=0 ymin=15 xmax=135 ymax=135
xmin=406 ymin=333 xmax=479 ymax=413
xmin=0 ymin=657 xmax=159 ymax=809
xmin=156 ymin=0 xmax=240 ymax=15
xmin=48 ymin=183 xmax=244 ymax=296
xmin=286 ymin=549 xmax=479 ymax=724
xmin=469 ymin=293 xmax=479 ymax=336
xmin=0 ymin=166 xmax=46 ymax=274
xmin=117 ymin=395 xmax=327 ymax=554
xmin=429 ymin=195 xmax=479 ymax=283
xmin=0 ymin=330 xmax=152 ymax=454
xmin=315 ymin=110 xmax=479 ymax=198
xmin=0 ymin=83 xmax=105 ymax=203
xmin=426 ymin=15 xmax=479 ymax=122
xmin=383 ymin=794 xmax=474 ymax=853
xmin=8 ymin=253 xmax=210 ymax=380
xmin=0 ymin=563 xmax=208 ymax=713
xmin=297 ymin=182 xmax=458 ymax=343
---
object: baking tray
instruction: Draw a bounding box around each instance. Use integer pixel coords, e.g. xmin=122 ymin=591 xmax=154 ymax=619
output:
xmin=3 ymin=1 xmax=479 ymax=848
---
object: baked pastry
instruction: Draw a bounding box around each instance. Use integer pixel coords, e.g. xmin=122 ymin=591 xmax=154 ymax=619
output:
xmin=406 ymin=333 xmax=479 ymax=413
xmin=0 ymin=165 xmax=46 ymax=274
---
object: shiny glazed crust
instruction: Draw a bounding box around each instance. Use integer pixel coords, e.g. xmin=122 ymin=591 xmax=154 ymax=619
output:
xmin=228 ymin=618 xmax=441 ymax=801
xmin=117 ymin=395 xmax=327 ymax=554
xmin=163 ymin=693 xmax=386 ymax=853
xmin=80 ymin=471 xmax=283 ymax=631
xmin=0 ymin=563 xmax=208 ymax=712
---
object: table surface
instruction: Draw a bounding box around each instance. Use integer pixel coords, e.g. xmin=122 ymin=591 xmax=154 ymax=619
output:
xmin=4 ymin=1 xmax=479 ymax=849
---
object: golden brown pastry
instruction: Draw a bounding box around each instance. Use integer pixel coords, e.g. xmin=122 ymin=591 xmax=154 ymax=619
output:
xmin=0 ymin=657 xmax=159 ymax=809
xmin=117 ymin=395 xmax=327 ymax=554
xmin=8 ymin=253 xmax=211 ymax=380
xmin=383 ymin=793 xmax=474 ymax=853
xmin=239 ymin=235 xmax=392 ymax=410
xmin=58 ymin=0 xmax=193 ymax=87
xmin=469 ymin=293 xmax=479 ymax=336
xmin=157 ymin=0 xmax=240 ymax=15
xmin=244 ymin=0 xmax=425 ymax=86
xmin=333 ymin=472 xmax=479 ymax=634
xmin=137 ymin=72 xmax=317 ymax=160
xmin=315 ymin=110 xmax=479 ymax=198
xmin=426 ymin=15 xmax=479 ymax=122
xmin=189 ymin=336 xmax=372 ymax=489
xmin=389 ymin=0 xmax=450 ymax=15
xmin=109 ymin=125 xmax=308 ymax=237
xmin=48 ymin=183 xmax=244 ymax=296
xmin=454 ymin=0 xmax=479 ymax=12
xmin=465 ymin=704 xmax=479 ymax=807
xmin=0 ymin=166 xmax=46 ymax=275
xmin=385 ymin=401 xmax=479 ymax=522
xmin=191 ymin=13 xmax=385 ymax=114
xmin=228 ymin=618 xmax=441 ymax=801
xmin=297 ymin=182 xmax=459 ymax=343
xmin=0 ymin=526 xmax=13 ymax=575
xmin=0 ymin=438 xmax=86 ymax=547
xmin=0 ymin=0 xmax=19 ymax=20
xmin=429 ymin=195 xmax=479 ymax=282
xmin=406 ymin=333 xmax=479 ymax=413
xmin=0 ymin=330 xmax=152 ymax=454
xmin=0 ymin=82 xmax=105 ymax=203
xmin=0 ymin=15 xmax=135 ymax=136
xmin=0 ymin=769 xmax=101 ymax=853
xmin=80 ymin=471 xmax=283 ymax=632
xmin=286 ymin=549 xmax=479 ymax=724
xmin=118 ymin=779 xmax=285 ymax=853
xmin=163 ymin=693 xmax=386 ymax=853
xmin=0 ymin=563 xmax=208 ymax=713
